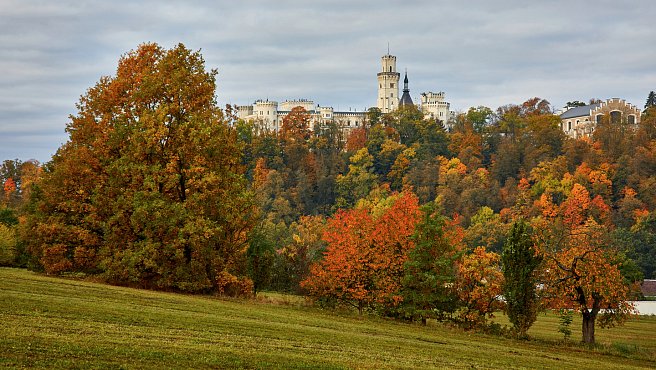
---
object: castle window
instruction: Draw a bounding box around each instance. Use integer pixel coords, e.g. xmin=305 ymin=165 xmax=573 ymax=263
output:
xmin=628 ymin=115 xmax=636 ymax=125
xmin=568 ymin=122 xmax=571 ymax=130
xmin=390 ymin=83 xmax=394 ymax=88
xmin=610 ymin=111 xmax=621 ymax=124
xmin=391 ymin=93 xmax=394 ymax=97
xmin=389 ymin=66 xmax=392 ymax=72
xmin=596 ymin=114 xmax=603 ymax=124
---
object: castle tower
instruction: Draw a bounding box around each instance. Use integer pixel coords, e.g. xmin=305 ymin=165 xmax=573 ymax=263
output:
xmin=377 ymin=54 xmax=400 ymax=113
xmin=399 ymin=71 xmax=413 ymax=107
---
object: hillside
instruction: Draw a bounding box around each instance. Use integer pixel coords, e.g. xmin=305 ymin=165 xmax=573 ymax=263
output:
xmin=1 ymin=268 xmax=655 ymax=369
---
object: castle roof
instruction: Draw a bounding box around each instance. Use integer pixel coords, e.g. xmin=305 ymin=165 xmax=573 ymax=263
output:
xmin=560 ymin=103 xmax=601 ymax=119
xmin=399 ymin=71 xmax=413 ymax=107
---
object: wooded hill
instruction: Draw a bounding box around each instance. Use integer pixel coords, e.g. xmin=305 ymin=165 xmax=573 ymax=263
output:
xmin=1 ymin=44 xmax=656 ymax=344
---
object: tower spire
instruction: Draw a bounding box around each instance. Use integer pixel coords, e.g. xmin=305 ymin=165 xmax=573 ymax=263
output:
xmin=403 ymin=69 xmax=409 ymax=91
xmin=399 ymin=69 xmax=413 ymax=107
xmin=387 ymin=42 xmax=390 ymax=55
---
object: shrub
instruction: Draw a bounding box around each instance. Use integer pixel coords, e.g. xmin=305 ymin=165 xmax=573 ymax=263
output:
xmin=0 ymin=224 xmax=17 ymax=266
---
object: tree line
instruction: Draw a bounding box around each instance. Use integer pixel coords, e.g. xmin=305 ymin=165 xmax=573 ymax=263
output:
xmin=1 ymin=43 xmax=656 ymax=344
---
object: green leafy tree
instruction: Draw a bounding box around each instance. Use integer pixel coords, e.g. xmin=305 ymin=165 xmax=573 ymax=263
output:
xmin=501 ymin=220 xmax=542 ymax=338
xmin=247 ymin=226 xmax=276 ymax=295
xmin=402 ymin=202 xmax=463 ymax=324
xmin=465 ymin=106 xmax=494 ymax=133
xmin=335 ymin=148 xmax=379 ymax=209
xmin=0 ymin=223 xmax=17 ymax=266
xmin=613 ymin=212 xmax=656 ymax=279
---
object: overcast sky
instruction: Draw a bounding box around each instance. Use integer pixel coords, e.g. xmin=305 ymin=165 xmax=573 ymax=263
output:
xmin=2 ymin=0 xmax=655 ymax=163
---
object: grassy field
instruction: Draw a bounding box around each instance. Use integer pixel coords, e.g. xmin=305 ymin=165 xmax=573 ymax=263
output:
xmin=1 ymin=267 xmax=655 ymax=369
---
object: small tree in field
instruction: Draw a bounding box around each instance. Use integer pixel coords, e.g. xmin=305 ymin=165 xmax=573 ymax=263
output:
xmin=502 ymin=220 xmax=542 ymax=338
xmin=534 ymin=184 xmax=637 ymax=344
xmin=455 ymin=246 xmax=505 ymax=330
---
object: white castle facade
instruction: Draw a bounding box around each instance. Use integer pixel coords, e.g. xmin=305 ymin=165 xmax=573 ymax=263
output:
xmin=237 ymin=53 xmax=453 ymax=132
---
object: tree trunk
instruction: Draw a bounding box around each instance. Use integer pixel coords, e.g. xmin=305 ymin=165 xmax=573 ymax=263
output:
xmin=581 ymin=310 xmax=596 ymax=344
xmin=421 ymin=317 xmax=427 ymax=326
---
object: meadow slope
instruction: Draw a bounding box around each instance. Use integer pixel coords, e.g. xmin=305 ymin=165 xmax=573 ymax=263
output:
xmin=1 ymin=268 xmax=655 ymax=369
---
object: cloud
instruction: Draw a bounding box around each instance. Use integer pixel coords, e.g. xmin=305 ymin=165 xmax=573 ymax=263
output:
xmin=1 ymin=0 xmax=655 ymax=162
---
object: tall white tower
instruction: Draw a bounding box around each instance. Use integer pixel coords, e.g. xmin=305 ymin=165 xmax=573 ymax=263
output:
xmin=377 ymin=54 xmax=400 ymax=113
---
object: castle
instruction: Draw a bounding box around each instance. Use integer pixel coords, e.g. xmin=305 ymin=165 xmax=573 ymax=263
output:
xmin=237 ymin=53 xmax=453 ymax=132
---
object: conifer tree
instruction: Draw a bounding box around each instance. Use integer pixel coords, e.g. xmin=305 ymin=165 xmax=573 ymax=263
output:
xmin=402 ymin=202 xmax=462 ymax=324
xmin=502 ymin=220 xmax=541 ymax=338
xmin=645 ymin=91 xmax=656 ymax=109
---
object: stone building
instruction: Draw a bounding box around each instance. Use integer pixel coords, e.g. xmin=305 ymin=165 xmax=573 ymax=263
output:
xmin=560 ymin=98 xmax=641 ymax=138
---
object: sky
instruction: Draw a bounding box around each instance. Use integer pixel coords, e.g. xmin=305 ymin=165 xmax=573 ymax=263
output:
xmin=1 ymin=0 xmax=655 ymax=163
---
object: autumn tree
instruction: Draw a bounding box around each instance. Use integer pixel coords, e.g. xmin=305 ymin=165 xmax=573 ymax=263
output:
xmin=345 ymin=127 xmax=367 ymax=153
xmin=302 ymin=191 xmax=421 ymax=314
xmin=24 ymin=43 xmax=254 ymax=293
xmin=455 ymin=246 xmax=505 ymax=330
xmin=464 ymin=206 xmax=508 ymax=254
xmin=502 ymin=220 xmax=542 ymax=338
xmin=533 ymin=183 xmax=637 ymax=344
xmin=275 ymin=215 xmax=327 ymax=293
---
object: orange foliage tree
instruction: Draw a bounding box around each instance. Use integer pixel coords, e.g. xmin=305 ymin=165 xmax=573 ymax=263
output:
xmin=533 ymin=182 xmax=637 ymax=344
xmin=455 ymin=246 xmax=504 ymax=329
xmin=301 ymin=191 xmax=421 ymax=314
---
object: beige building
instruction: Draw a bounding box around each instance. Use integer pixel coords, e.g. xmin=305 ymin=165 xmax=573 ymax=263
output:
xmin=237 ymin=99 xmax=365 ymax=134
xmin=559 ymin=98 xmax=641 ymax=138
xmin=420 ymin=91 xmax=451 ymax=125
xmin=237 ymin=53 xmax=453 ymax=132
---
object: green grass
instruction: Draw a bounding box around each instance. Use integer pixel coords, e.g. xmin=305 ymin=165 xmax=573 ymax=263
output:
xmin=1 ymin=267 xmax=655 ymax=369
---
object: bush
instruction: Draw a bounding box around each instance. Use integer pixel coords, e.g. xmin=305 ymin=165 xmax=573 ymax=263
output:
xmin=0 ymin=224 xmax=17 ymax=266
xmin=215 ymin=270 xmax=254 ymax=298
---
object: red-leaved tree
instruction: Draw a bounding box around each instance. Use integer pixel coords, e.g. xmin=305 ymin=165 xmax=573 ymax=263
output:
xmin=301 ymin=191 xmax=420 ymax=314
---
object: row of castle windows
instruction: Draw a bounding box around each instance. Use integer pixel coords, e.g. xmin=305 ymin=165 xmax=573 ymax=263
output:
xmin=379 ymin=83 xmax=396 ymax=88
xmin=563 ymin=112 xmax=637 ymax=131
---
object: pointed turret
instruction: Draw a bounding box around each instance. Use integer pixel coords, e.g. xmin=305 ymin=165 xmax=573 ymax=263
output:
xmin=399 ymin=71 xmax=413 ymax=107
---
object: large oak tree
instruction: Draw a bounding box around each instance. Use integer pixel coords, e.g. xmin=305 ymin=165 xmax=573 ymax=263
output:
xmin=25 ymin=43 xmax=254 ymax=293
